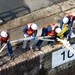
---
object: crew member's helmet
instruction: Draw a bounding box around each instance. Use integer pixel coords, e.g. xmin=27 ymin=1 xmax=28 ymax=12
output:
xmin=31 ymin=23 xmax=38 ymax=30
xmin=55 ymin=28 xmax=61 ymax=33
xmin=63 ymin=16 xmax=69 ymax=24
xmin=1 ymin=31 xmax=8 ymax=37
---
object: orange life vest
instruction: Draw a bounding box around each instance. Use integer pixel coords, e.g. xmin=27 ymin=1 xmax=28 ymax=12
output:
xmin=26 ymin=23 xmax=34 ymax=36
xmin=45 ymin=24 xmax=57 ymax=36
xmin=1 ymin=37 xmax=8 ymax=43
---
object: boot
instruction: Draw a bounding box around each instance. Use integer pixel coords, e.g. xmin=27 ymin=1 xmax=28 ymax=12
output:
xmin=30 ymin=47 xmax=34 ymax=52
xmin=8 ymin=54 xmax=13 ymax=60
xmin=35 ymin=46 xmax=41 ymax=50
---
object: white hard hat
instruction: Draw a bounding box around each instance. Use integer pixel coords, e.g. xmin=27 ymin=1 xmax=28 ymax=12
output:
xmin=1 ymin=31 xmax=8 ymax=37
xmin=31 ymin=23 xmax=38 ymax=30
xmin=55 ymin=28 xmax=61 ymax=33
xmin=63 ymin=16 xmax=69 ymax=24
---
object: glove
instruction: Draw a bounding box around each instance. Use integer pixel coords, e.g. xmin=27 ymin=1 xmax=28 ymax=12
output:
xmin=24 ymin=34 xmax=28 ymax=38
xmin=31 ymin=37 xmax=35 ymax=40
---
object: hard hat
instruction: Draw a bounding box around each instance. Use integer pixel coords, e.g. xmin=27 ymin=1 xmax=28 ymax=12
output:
xmin=1 ymin=31 xmax=8 ymax=37
xmin=47 ymin=26 xmax=52 ymax=32
xmin=31 ymin=23 xmax=38 ymax=30
xmin=63 ymin=16 xmax=69 ymax=24
xmin=55 ymin=28 xmax=61 ymax=33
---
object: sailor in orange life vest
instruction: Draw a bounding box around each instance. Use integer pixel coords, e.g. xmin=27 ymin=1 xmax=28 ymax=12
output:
xmin=22 ymin=23 xmax=38 ymax=51
xmin=60 ymin=14 xmax=75 ymax=40
xmin=36 ymin=24 xmax=58 ymax=50
xmin=0 ymin=31 xmax=13 ymax=59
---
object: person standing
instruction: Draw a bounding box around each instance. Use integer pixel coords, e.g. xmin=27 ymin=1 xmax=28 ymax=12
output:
xmin=60 ymin=14 xmax=75 ymax=40
xmin=0 ymin=30 xmax=13 ymax=59
xmin=36 ymin=24 xmax=58 ymax=50
xmin=22 ymin=22 xmax=38 ymax=52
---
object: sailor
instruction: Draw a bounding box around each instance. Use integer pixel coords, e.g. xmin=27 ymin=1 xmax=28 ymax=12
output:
xmin=0 ymin=30 xmax=13 ymax=59
xmin=60 ymin=14 xmax=75 ymax=40
xmin=35 ymin=24 xmax=58 ymax=50
xmin=22 ymin=22 xmax=38 ymax=51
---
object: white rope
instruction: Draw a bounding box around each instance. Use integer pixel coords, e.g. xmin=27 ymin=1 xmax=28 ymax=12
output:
xmin=57 ymin=38 xmax=75 ymax=54
xmin=0 ymin=36 xmax=52 ymax=53
xmin=10 ymin=36 xmax=53 ymax=43
xmin=37 ymin=38 xmax=54 ymax=41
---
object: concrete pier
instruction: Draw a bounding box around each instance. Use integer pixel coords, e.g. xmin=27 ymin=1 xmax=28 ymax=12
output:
xmin=0 ymin=0 xmax=75 ymax=75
